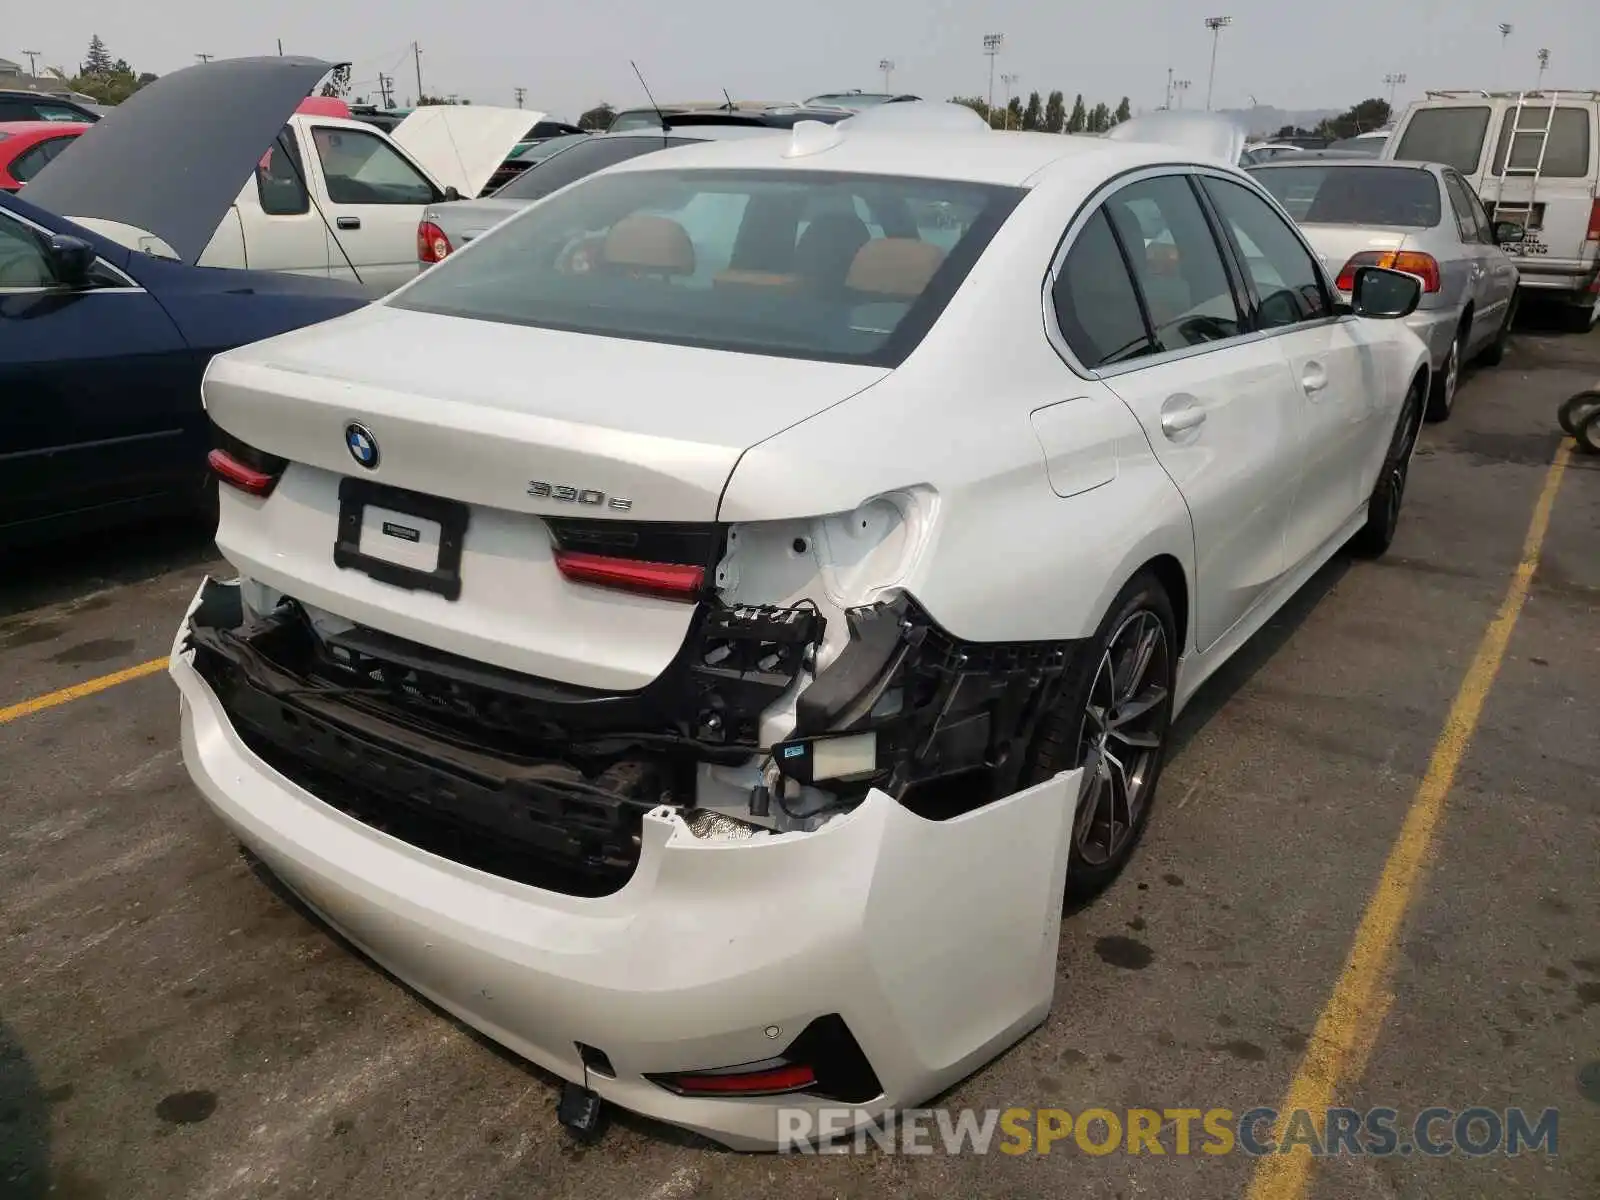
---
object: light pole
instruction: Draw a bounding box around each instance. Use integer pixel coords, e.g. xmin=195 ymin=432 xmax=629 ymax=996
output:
xmin=983 ymin=33 xmax=1004 ymax=128
xmin=514 ymin=86 xmax=525 ymax=108
xmin=1204 ymin=15 xmax=1232 ymax=111
xmin=1165 ymin=67 xmax=1174 ymax=110
xmin=1536 ymin=48 xmax=1550 ymax=91
xmin=879 ymin=59 xmax=895 ymax=92
xmin=1174 ymin=79 xmax=1192 ymax=109
xmin=1384 ymin=72 xmax=1407 ymax=109
xmin=1000 ymin=72 xmax=1020 ymax=128
xmin=195 ymin=53 xmax=214 ymax=64
xmin=21 ymin=50 xmax=40 ymax=76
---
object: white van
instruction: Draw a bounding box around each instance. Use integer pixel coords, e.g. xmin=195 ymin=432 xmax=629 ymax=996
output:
xmin=1383 ymin=90 xmax=1600 ymax=331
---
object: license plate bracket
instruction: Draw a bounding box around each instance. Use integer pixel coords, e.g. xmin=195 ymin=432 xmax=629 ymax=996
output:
xmin=334 ymin=477 xmax=468 ymax=600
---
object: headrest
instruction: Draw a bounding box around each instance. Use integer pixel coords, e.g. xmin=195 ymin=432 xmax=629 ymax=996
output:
xmin=601 ymin=214 xmax=695 ymax=275
xmin=845 ymin=238 xmax=946 ymax=297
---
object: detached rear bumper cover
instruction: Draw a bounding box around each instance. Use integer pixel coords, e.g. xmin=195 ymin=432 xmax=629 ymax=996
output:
xmin=170 ymin=578 xmax=1079 ymax=1150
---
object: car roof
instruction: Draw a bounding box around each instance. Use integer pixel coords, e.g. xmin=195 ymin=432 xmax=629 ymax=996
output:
xmin=1250 ymin=156 xmax=1436 ymax=171
xmin=600 ymin=126 xmax=1228 ymax=188
xmin=0 ymin=120 xmax=90 ymax=138
xmin=595 ymin=124 xmax=782 ymax=143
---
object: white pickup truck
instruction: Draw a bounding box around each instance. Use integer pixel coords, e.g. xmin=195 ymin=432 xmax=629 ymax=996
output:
xmin=22 ymin=58 xmax=533 ymax=299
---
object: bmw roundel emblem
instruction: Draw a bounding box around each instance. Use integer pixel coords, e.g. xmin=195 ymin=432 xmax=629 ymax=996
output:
xmin=345 ymin=422 xmax=379 ymax=469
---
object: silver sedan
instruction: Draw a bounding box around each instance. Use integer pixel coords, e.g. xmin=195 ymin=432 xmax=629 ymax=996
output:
xmin=1249 ymin=158 xmax=1522 ymax=420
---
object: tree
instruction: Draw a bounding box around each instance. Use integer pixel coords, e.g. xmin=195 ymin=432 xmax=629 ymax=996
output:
xmin=1005 ymin=95 xmax=1024 ymax=129
xmin=81 ymin=34 xmax=113 ymax=78
xmin=319 ymin=64 xmax=352 ymax=99
xmin=1317 ymin=97 xmax=1391 ymax=139
xmin=1044 ymin=90 xmax=1065 ymax=133
xmin=1022 ymin=90 xmax=1043 ymax=131
xmin=1088 ymin=102 xmax=1111 ymax=133
xmin=1067 ymin=93 xmax=1087 ymax=133
xmin=578 ymin=102 xmax=616 ymax=130
xmin=1114 ymin=97 xmax=1132 ymax=125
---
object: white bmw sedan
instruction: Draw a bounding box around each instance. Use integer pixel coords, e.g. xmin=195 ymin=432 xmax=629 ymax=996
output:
xmin=171 ymin=109 xmax=1430 ymax=1148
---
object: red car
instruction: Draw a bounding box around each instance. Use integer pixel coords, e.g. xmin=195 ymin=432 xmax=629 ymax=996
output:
xmin=0 ymin=121 xmax=89 ymax=192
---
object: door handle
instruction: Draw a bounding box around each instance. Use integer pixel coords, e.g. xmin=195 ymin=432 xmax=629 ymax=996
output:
xmin=1301 ymin=362 xmax=1328 ymax=395
xmin=336 ymin=216 xmax=361 ymax=230
xmin=1159 ymin=396 xmax=1207 ymax=438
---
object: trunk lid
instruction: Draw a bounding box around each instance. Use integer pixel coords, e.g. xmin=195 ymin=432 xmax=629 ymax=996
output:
xmin=391 ymin=106 xmax=536 ymax=199
xmin=203 ymin=305 xmax=888 ymax=688
xmin=1297 ymin=223 xmax=1423 ymax=299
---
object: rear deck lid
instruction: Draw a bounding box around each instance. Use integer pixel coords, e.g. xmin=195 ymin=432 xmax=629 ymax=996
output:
xmin=203 ymin=303 xmax=889 ymax=524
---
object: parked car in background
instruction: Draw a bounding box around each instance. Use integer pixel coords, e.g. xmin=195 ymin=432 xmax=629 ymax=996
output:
xmin=1240 ymin=142 xmax=1305 ymax=165
xmin=24 ymin=57 xmax=531 ymax=298
xmin=509 ymin=117 xmax=587 ymax=158
xmin=1250 ymin=157 xmax=1521 ymax=420
xmin=0 ymin=189 xmax=365 ymax=550
xmin=607 ymin=100 xmax=799 ymax=131
xmin=348 ymin=104 xmax=409 ymax=134
xmin=803 ymin=90 xmax=922 ymax=110
xmin=0 ymin=121 xmax=88 ymax=191
xmin=479 ymin=131 xmax=591 ymax=194
xmin=1384 ymin=90 xmax=1600 ymax=330
xmin=174 ymin=107 xmax=1431 ymax=1150
xmin=1327 ymin=129 xmax=1390 ymax=156
xmin=0 ymin=90 xmax=101 ymax=123
xmin=418 ymin=124 xmax=787 ymax=266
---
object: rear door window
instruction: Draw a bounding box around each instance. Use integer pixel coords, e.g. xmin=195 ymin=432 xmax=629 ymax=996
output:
xmin=1393 ymin=107 xmax=1491 ymax=174
xmin=1051 ymin=208 xmax=1156 ymax=369
xmin=1490 ymin=106 xmax=1592 ymax=178
xmin=1101 ymin=175 xmax=1244 ymax=353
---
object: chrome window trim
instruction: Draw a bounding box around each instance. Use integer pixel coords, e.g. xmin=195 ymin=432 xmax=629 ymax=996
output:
xmin=1041 ymin=163 xmax=1349 ymax=382
xmin=0 ymin=204 xmax=144 ymax=291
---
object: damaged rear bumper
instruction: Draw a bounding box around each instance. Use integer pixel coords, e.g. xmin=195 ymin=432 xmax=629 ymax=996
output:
xmin=170 ymin=576 xmax=1080 ymax=1149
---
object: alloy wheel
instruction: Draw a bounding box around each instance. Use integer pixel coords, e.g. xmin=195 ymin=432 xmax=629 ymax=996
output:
xmin=1073 ymin=610 xmax=1171 ymax=867
xmin=1384 ymin=387 xmax=1424 ymax=539
xmin=1441 ymin=337 xmax=1460 ymax=413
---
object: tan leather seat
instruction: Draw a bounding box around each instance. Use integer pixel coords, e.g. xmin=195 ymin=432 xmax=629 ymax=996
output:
xmin=601 ymin=214 xmax=696 ymax=276
xmin=845 ymin=238 xmax=946 ymax=297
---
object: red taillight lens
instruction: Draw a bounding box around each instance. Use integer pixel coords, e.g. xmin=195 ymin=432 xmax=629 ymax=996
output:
xmin=417 ymin=219 xmax=452 ymax=264
xmin=654 ymin=1062 xmax=817 ymax=1097
xmin=207 ymin=447 xmax=278 ymax=496
xmin=1336 ymin=250 xmax=1441 ymax=294
xmin=1586 ymin=199 xmax=1600 ymax=242
xmin=553 ymin=550 xmax=704 ymax=600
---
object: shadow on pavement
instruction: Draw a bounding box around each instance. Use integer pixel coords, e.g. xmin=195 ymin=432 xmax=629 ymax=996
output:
xmin=0 ymin=1021 xmax=49 ymax=1199
xmin=0 ymin=518 xmax=220 ymax=623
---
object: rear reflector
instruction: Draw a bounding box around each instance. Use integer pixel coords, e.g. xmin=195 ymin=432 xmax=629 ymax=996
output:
xmin=207 ymin=448 xmax=278 ymax=497
xmin=654 ymin=1061 xmax=817 ymax=1096
xmin=1336 ymin=250 xmax=1441 ymax=293
xmin=552 ymin=549 xmax=703 ymax=600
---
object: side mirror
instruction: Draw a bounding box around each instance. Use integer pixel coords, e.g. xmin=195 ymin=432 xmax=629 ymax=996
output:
xmin=46 ymin=234 xmax=95 ymax=288
xmin=442 ymin=186 xmax=462 ymax=202
xmin=1493 ymin=220 xmax=1525 ymax=245
xmin=1350 ymin=265 xmax=1422 ymax=319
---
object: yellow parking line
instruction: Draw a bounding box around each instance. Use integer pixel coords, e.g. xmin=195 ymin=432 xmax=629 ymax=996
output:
xmin=0 ymin=658 xmax=168 ymax=726
xmin=1246 ymin=440 xmax=1573 ymax=1200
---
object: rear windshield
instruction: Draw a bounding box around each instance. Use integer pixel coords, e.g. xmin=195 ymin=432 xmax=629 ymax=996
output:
xmin=495 ymin=136 xmax=700 ymax=200
xmin=393 ymin=168 xmax=1022 ymax=367
xmin=1251 ymin=165 xmax=1442 ymax=227
xmin=1393 ymin=106 xmax=1491 ymax=174
xmin=608 ymin=110 xmax=668 ymax=132
xmin=1491 ymin=106 xmax=1591 ymax=177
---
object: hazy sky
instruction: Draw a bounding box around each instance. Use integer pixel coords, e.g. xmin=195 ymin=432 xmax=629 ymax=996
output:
xmin=11 ymin=0 xmax=1599 ymax=120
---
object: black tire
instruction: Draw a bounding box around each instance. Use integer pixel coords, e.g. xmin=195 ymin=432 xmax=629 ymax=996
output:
xmin=1425 ymin=322 xmax=1466 ymax=422
xmin=1564 ymin=297 xmax=1599 ymax=334
xmin=1558 ymin=390 xmax=1600 ymax=436
xmin=1350 ymin=376 xmax=1425 ymax=559
xmin=1477 ymin=294 xmax=1518 ymax=367
xmin=1576 ymin=405 xmax=1600 ymax=455
xmin=1021 ymin=571 xmax=1177 ymax=902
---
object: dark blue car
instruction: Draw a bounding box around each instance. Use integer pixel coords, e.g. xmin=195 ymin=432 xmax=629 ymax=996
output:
xmin=0 ymin=56 xmax=368 ymax=550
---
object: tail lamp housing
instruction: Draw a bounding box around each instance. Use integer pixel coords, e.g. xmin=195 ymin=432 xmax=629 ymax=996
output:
xmin=417 ymin=219 xmax=452 ymax=264
xmin=1336 ymin=250 xmax=1441 ymax=294
xmin=209 ymin=428 xmax=287 ymax=498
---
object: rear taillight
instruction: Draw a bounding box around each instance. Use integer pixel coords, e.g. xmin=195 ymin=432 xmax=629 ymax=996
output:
xmin=417 ymin=219 xmax=452 ymax=264
xmin=1336 ymin=250 xmax=1441 ymax=294
xmin=545 ymin=517 xmax=720 ymax=603
xmin=208 ymin=427 xmax=287 ymax=497
xmin=552 ymin=550 xmax=704 ymax=600
xmin=207 ymin=448 xmax=277 ymax=496
xmin=1586 ymin=199 xmax=1600 ymax=242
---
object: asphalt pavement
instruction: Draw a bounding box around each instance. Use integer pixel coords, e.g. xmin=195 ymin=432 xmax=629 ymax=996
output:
xmin=2 ymin=319 xmax=1596 ymax=1200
